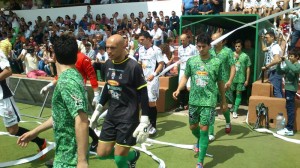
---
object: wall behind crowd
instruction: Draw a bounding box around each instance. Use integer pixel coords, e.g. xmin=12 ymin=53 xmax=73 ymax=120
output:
xmin=12 ymin=0 xmax=182 ymax=25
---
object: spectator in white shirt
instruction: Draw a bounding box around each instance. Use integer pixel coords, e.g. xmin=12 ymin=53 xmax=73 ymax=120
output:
xmin=150 ymin=23 xmax=163 ymax=46
xmin=84 ymin=43 xmax=95 ymax=61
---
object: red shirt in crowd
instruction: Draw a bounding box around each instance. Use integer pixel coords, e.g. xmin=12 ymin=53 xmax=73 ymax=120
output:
xmin=55 ymin=52 xmax=98 ymax=89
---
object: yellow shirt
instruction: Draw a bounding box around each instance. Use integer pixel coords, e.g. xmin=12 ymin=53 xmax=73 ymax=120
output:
xmin=0 ymin=39 xmax=12 ymax=57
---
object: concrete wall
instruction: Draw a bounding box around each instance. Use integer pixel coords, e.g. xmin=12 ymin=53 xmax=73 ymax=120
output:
xmin=13 ymin=1 xmax=181 ymax=24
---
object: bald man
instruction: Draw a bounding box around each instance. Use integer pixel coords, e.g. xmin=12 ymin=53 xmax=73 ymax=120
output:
xmin=95 ymin=34 xmax=150 ymax=168
xmin=175 ymin=34 xmax=198 ymax=112
xmin=209 ymin=32 xmax=235 ymax=141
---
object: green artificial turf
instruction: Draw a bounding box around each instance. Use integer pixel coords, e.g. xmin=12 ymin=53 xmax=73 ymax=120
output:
xmin=0 ymin=103 xmax=299 ymax=168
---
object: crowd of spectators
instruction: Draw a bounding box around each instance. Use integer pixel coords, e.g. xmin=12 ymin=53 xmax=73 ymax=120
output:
xmin=0 ymin=4 xmax=180 ymax=80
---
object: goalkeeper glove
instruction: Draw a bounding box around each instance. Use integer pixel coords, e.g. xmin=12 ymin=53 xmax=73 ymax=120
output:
xmin=40 ymin=82 xmax=54 ymax=95
xmin=133 ymin=116 xmax=151 ymax=144
xmin=89 ymin=104 xmax=103 ymax=129
xmin=92 ymin=91 xmax=101 ymax=106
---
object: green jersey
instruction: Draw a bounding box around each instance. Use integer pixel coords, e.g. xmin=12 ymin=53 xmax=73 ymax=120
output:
xmin=276 ymin=60 xmax=300 ymax=92
xmin=233 ymin=52 xmax=251 ymax=83
xmin=185 ymin=55 xmax=222 ymax=107
xmin=210 ymin=46 xmax=234 ymax=82
xmin=52 ymin=68 xmax=88 ymax=167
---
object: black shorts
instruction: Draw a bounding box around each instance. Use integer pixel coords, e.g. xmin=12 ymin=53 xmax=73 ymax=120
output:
xmin=99 ymin=119 xmax=139 ymax=147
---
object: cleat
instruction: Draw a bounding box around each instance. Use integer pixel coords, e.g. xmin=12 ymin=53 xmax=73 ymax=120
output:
xmin=128 ymin=150 xmax=140 ymax=168
xmin=45 ymin=159 xmax=54 ymax=168
xmin=232 ymin=112 xmax=238 ymax=118
xmin=38 ymin=139 xmax=47 ymax=160
xmin=193 ymin=143 xmax=199 ymax=153
xmin=196 ymin=162 xmax=203 ymax=168
xmin=225 ymin=123 xmax=231 ymax=134
xmin=149 ymin=127 xmax=157 ymax=135
xmin=209 ymin=135 xmax=215 ymax=142
xmin=174 ymin=105 xmax=184 ymax=112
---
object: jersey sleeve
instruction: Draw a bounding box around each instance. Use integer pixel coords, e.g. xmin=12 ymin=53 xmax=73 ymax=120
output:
xmin=60 ymin=79 xmax=87 ymax=119
xmin=0 ymin=52 xmax=10 ymax=69
xmin=155 ymin=48 xmax=164 ymax=63
xmin=184 ymin=58 xmax=191 ymax=77
xmin=246 ymin=54 xmax=251 ymax=67
xmin=217 ymin=60 xmax=223 ymax=82
xmin=272 ymin=45 xmax=281 ymax=55
xmin=82 ymin=56 xmax=98 ymax=89
xmin=133 ymin=64 xmax=147 ymax=90
xmin=228 ymin=50 xmax=235 ymax=66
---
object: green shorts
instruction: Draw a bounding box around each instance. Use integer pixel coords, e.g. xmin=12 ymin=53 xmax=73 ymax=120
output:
xmin=188 ymin=105 xmax=215 ymax=126
xmin=231 ymin=83 xmax=246 ymax=91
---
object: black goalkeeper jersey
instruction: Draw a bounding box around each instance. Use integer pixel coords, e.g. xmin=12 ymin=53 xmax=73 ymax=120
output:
xmin=104 ymin=57 xmax=147 ymax=123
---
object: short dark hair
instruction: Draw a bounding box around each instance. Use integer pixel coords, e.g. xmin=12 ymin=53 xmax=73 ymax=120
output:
xmin=235 ymin=39 xmax=243 ymax=46
xmin=53 ymin=34 xmax=78 ymax=65
xmin=139 ymin=31 xmax=152 ymax=39
xmin=266 ymin=31 xmax=276 ymax=38
xmin=289 ymin=48 xmax=300 ymax=59
xmin=196 ymin=33 xmax=211 ymax=45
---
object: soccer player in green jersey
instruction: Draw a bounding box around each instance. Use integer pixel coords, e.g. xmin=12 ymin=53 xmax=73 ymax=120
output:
xmin=17 ymin=34 xmax=89 ymax=168
xmin=231 ymin=40 xmax=251 ymax=118
xmin=276 ymin=49 xmax=300 ymax=136
xmin=173 ymin=33 xmax=226 ymax=168
xmin=209 ymin=32 xmax=235 ymax=141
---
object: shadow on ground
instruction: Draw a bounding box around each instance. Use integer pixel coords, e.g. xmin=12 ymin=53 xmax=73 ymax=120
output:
xmin=214 ymin=123 xmax=268 ymax=141
xmin=205 ymin=145 xmax=244 ymax=168
xmin=154 ymin=119 xmax=187 ymax=138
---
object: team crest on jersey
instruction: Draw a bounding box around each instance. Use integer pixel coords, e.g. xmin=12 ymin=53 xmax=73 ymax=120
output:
xmin=108 ymin=80 xmax=120 ymax=86
xmin=111 ymin=71 xmax=116 ymax=79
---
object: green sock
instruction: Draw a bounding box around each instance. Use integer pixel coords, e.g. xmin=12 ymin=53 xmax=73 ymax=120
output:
xmin=209 ymin=117 xmax=215 ymax=135
xmin=114 ymin=155 xmax=129 ymax=168
xmin=127 ymin=150 xmax=136 ymax=161
xmin=234 ymin=93 xmax=242 ymax=112
xmin=96 ymin=148 xmax=115 ymax=160
xmin=198 ymin=130 xmax=209 ymax=163
xmin=191 ymin=125 xmax=200 ymax=139
xmin=223 ymin=109 xmax=231 ymax=124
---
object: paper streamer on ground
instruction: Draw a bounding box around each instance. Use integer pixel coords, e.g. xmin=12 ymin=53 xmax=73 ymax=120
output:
xmin=210 ymin=6 xmax=300 ymax=46
xmin=0 ymin=131 xmax=55 ymax=168
xmin=133 ymin=144 xmax=166 ymax=168
xmin=254 ymin=128 xmax=300 ymax=144
xmin=146 ymin=138 xmax=213 ymax=158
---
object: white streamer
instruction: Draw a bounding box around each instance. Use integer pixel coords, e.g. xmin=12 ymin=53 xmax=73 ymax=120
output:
xmin=157 ymin=60 xmax=181 ymax=77
xmin=0 ymin=131 xmax=55 ymax=168
xmin=146 ymin=138 xmax=213 ymax=158
xmin=211 ymin=6 xmax=300 ymax=46
xmin=254 ymin=128 xmax=300 ymax=144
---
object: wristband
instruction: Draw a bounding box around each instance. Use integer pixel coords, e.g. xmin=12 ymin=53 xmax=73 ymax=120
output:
xmin=47 ymin=82 xmax=54 ymax=88
xmin=152 ymin=72 xmax=158 ymax=77
xmin=94 ymin=91 xmax=100 ymax=96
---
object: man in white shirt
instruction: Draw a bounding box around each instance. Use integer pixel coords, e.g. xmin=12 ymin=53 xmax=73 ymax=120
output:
xmin=175 ymin=34 xmax=198 ymax=112
xmin=138 ymin=31 xmax=164 ymax=135
xmin=261 ymin=31 xmax=283 ymax=98
xmin=150 ymin=23 xmax=163 ymax=46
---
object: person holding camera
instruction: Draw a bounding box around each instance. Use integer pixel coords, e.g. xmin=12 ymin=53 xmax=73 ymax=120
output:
xmin=261 ymin=31 xmax=283 ymax=98
xmin=17 ymin=45 xmax=47 ymax=78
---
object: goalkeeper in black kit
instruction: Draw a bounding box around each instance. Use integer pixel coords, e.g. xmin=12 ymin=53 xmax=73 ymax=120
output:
xmin=90 ymin=34 xmax=150 ymax=168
